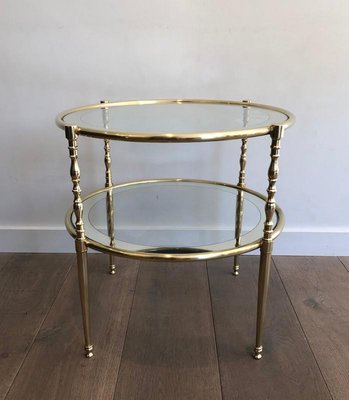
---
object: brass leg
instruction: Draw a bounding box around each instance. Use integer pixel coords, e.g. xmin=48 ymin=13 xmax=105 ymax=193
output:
xmin=65 ymin=126 xmax=94 ymax=358
xmin=101 ymin=101 xmax=116 ymax=275
xmin=76 ymin=244 xmax=94 ymax=358
xmin=253 ymin=124 xmax=284 ymax=360
xmin=65 ymin=126 xmax=93 ymax=358
xmin=233 ymin=112 xmax=249 ymax=276
xmin=253 ymin=242 xmax=272 ymax=359
xmin=106 ymin=188 xmax=116 ymax=275
xmin=233 ymin=189 xmax=244 ymax=276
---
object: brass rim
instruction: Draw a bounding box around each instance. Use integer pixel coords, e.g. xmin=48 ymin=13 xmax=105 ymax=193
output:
xmin=56 ymin=99 xmax=295 ymax=143
xmin=65 ymin=178 xmax=285 ymax=261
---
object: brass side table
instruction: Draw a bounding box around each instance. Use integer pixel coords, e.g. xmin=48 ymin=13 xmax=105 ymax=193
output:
xmin=56 ymin=99 xmax=295 ymax=360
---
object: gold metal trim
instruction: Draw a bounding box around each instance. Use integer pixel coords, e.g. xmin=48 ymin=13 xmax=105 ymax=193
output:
xmin=65 ymin=178 xmax=285 ymax=262
xmin=56 ymin=99 xmax=295 ymax=143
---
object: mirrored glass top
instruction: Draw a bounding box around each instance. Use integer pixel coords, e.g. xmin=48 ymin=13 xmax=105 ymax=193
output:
xmin=61 ymin=100 xmax=291 ymax=140
xmin=79 ymin=181 xmax=277 ymax=256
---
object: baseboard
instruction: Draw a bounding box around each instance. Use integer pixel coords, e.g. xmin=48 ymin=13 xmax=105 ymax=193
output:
xmin=273 ymin=231 xmax=348 ymax=256
xmin=0 ymin=228 xmax=75 ymax=253
xmin=0 ymin=228 xmax=347 ymax=256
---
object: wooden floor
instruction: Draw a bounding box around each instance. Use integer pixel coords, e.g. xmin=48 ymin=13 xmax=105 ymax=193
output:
xmin=0 ymin=254 xmax=348 ymax=400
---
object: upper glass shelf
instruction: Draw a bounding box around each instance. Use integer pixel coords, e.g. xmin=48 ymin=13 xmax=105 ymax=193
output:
xmin=65 ymin=179 xmax=284 ymax=261
xmin=57 ymin=100 xmax=295 ymax=142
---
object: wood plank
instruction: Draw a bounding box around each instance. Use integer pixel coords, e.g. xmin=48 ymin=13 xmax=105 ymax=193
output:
xmin=338 ymin=256 xmax=349 ymax=272
xmin=275 ymin=256 xmax=349 ymax=400
xmin=5 ymin=254 xmax=139 ymax=400
xmin=0 ymin=253 xmax=14 ymax=263
xmin=0 ymin=253 xmax=14 ymax=274
xmin=0 ymin=253 xmax=73 ymax=400
xmin=113 ymin=261 xmax=222 ymax=400
xmin=208 ymin=256 xmax=330 ymax=400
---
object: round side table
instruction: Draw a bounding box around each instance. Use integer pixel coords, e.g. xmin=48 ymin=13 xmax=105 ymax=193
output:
xmin=56 ymin=99 xmax=295 ymax=360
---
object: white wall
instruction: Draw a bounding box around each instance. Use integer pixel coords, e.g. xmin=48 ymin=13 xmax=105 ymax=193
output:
xmin=1 ymin=0 xmax=348 ymax=254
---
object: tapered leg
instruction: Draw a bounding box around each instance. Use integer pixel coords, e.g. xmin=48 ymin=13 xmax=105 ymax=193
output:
xmin=252 ymin=124 xmax=284 ymax=359
xmin=66 ymin=125 xmax=94 ymax=358
xmin=76 ymin=244 xmax=94 ymax=358
xmin=253 ymin=242 xmax=272 ymax=359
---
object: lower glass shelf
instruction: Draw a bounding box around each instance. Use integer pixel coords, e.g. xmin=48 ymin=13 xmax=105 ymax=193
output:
xmin=65 ymin=179 xmax=284 ymax=261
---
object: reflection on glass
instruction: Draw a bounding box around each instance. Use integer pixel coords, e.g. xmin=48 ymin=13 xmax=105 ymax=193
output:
xmin=234 ymin=190 xmax=244 ymax=250
xmin=106 ymin=189 xmax=115 ymax=246
xmin=83 ymin=181 xmax=275 ymax=254
xmin=63 ymin=102 xmax=288 ymax=134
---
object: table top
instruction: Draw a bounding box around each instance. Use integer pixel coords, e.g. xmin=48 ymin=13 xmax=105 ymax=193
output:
xmin=65 ymin=179 xmax=284 ymax=261
xmin=57 ymin=99 xmax=295 ymax=143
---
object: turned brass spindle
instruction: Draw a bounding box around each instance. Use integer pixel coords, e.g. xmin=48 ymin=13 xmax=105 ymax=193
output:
xmin=65 ymin=126 xmax=93 ymax=358
xmin=101 ymin=100 xmax=116 ymax=275
xmin=233 ymin=100 xmax=251 ymax=276
xmin=253 ymin=124 xmax=284 ymax=360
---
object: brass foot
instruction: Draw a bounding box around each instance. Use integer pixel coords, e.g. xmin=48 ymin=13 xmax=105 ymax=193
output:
xmin=109 ymin=265 xmax=116 ymax=275
xmin=232 ymin=265 xmax=239 ymax=276
xmin=85 ymin=345 xmax=94 ymax=358
xmin=253 ymin=346 xmax=263 ymax=360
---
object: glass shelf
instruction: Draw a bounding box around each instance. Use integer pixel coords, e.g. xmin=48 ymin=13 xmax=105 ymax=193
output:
xmin=57 ymin=100 xmax=294 ymax=142
xmin=66 ymin=179 xmax=283 ymax=260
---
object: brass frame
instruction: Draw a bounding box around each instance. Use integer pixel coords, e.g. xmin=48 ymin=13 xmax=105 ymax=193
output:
xmin=101 ymin=100 xmax=116 ymax=275
xmin=60 ymin=99 xmax=294 ymax=360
